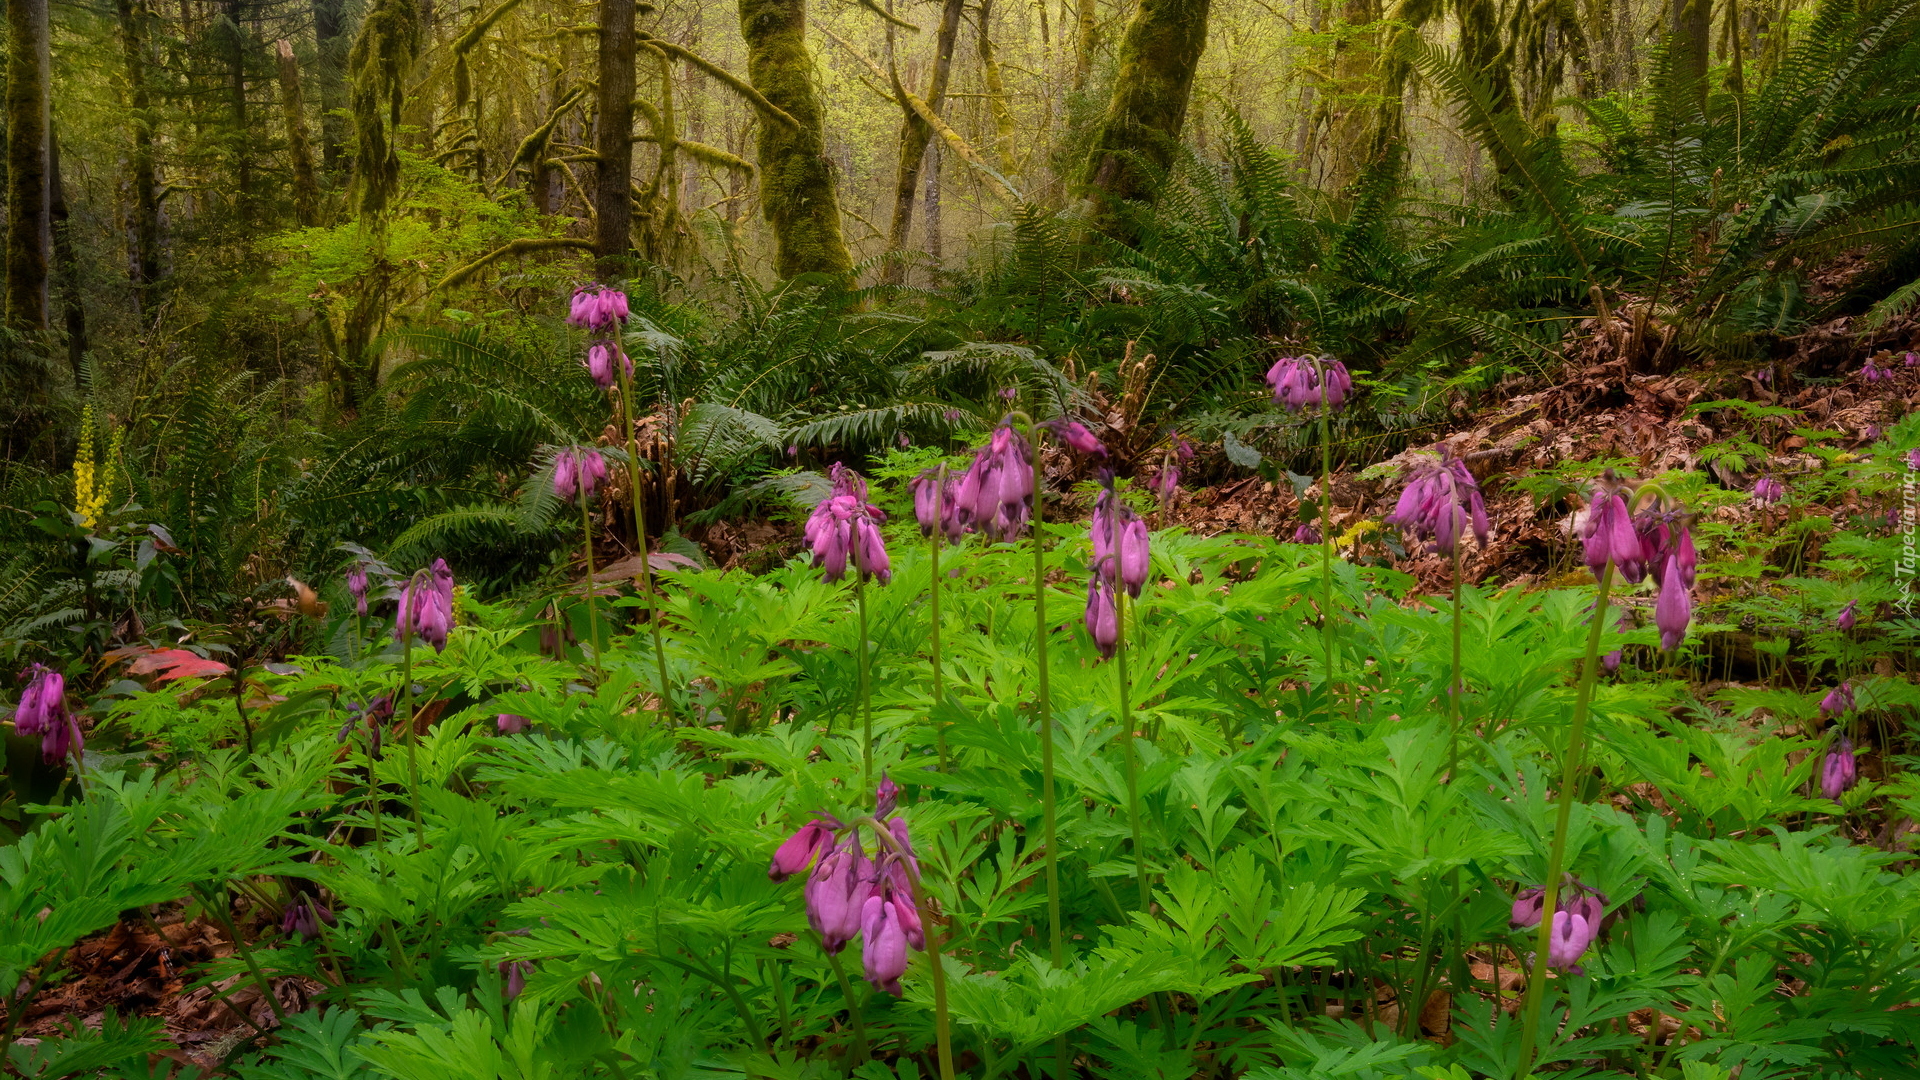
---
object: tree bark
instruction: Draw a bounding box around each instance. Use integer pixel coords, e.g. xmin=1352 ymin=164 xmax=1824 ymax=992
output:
xmin=1672 ymin=0 xmax=1711 ymax=109
xmin=224 ymin=0 xmax=253 ymax=224
xmin=276 ymin=40 xmax=322 ymax=226
xmin=117 ymin=0 xmax=164 ymax=304
xmin=883 ymin=0 xmax=964 ymax=283
xmin=738 ymin=0 xmax=853 ymax=278
xmin=595 ymin=0 xmax=637 ymax=272
xmin=1073 ymin=0 xmax=1096 ymax=91
xmin=1321 ymin=0 xmax=1380 ymax=193
xmin=312 ymin=0 xmax=351 ymax=176
xmin=1079 ymin=0 xmax=1212 ymax=241
xmin=6 ymin=0 xmax=51 ymax=331
xmin=49 ymin=122 xmax=87 ymax=379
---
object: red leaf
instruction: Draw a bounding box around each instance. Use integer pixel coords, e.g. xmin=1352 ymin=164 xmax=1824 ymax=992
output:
xmin=126 ymin=649 xmax=231 ymax=681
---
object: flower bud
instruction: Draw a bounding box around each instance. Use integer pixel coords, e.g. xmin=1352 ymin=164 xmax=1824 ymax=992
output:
xmin=1085 ymin=580 xmax=1118 ymax=659
xmin=874 ymin=773 xmax=901 ymax=818
xmin=496 ymin=713 xmax=529 ymax=735
xmin=805 ymin=845 xmax=872 ymax=954
xmin=347 ymin=565 xmax=369 ymax=616
xmin=1820 ymin=737 xmax=1858 ymax=802
xmin=1836 ymin=600 xmax=1857 ymax=631
xmin=769 ymin=820 xmax=835 ymax=882
xmin=1655 ymin=559 xmax=1691 ymax=652
xmin=1051 ymin=420 xmax=1107 ymax=458
xmin=860 ymin=893 xmax=909 ymax=995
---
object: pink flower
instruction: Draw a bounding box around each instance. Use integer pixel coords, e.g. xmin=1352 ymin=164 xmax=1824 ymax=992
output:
xmin=1579 ymin=489 xmax=1642 ymax=581
xmin=1836 ymin=600 xmax=1857 ymax=631
xmin=1050 ymin=419 xmax=1107 ymax=458
xmin=1547 ymin=910 xmax=1593 ymax=973
xmin=496 ymin=713 xmax=529 ymax=735
xmin=1385 ymin=448 xmax=1490 ymax=557
xmin=1819 ymin=681 xmax=1854 ymax=716
xmin=1752 ymin=476 xmax=1784 ymax=505
xmin=1655 ymin=558 xmax=1692 ymax=652
xmin=1510 ymin=888 xmax=1545 ymax=929
xmin=395 ymin=563 xmax=456 ymax=652
xmin=805 ymin=843 xmax=873 ymax=954
xmin=805 ymin=466 xmax=890 ymax=584
xmin=347 ymin=564 xmax=369 ymax=615
xmin=1084 ymin=579 xmax=1118 ymax=658
xmin=860 ymin=892 xmax=909 ymax=995
xmin=1820 ymin=736 xmax=1858 ymax=801
xmin=954 ymin=426 xmax=1034 ymax=542
xmin=1293 ymin=523 xmax=1321 ymax=544
xmin=1091 ymin=486 xmax=1150 ymax=598
xmin=874 ymin=773 xmax=901 ymax=818
xmin=1265 ymin=355 xmax=1353 ymax=412
xmin=769 ymin=818 xmax=837 ymax=882
xmin=567 ymin=285 xmax=630 ymax=334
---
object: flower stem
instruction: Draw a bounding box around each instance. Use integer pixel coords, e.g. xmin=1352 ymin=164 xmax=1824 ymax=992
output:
xmin=857 ymin=579 xmax=873 ymax=787
xmin=1513 ymin=561 xmax=1616 ymax=1078
xmin=930 ymin=513 xmax=949 ymax=771
xmin=1319 ymin=409 xmax=1339 ymax=712
xmin=1029 ymin=424 xmax=1066 ymax=1080
xmin=616 ymin=362 xmax=674 ymax=723
xmin=399 ymin=614 xmax=424 ymax=846
xmin=580 ymin=490 xmax=604 ymax=682
xmin=1449 ymin=543 xmax=1464 ymax=777
xmin=1109 ymin=501 xmax=1152 ymax=919
xmin=820 ymin=938 xmax=870 ymax=1065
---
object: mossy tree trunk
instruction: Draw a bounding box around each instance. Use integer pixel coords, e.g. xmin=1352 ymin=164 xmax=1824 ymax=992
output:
xmin=1672 ymin=0 xmax=1711 ymax=108
xmin=883 ymin=0 xmax=964 ymax=284
xmin=116 ymin=0 xmax=164 ymax=307
xmin=49 ymin=122 xmax=87 ymax=379
xmin=221 ymin=0 xmax=253 ymax=224
xmin=1079 ymin=0 xmax=1212 ymax=242
xmin=276 ymin=40 xmax=322 ymax=226
xmin=595 ymin=0 xmax=637 ymax=272
xmin=6 ymin=0 xmax=51 ymax=332
xmin=313 ymin=0 xmax=351 ymax=176
xmin=738 ymin=0 xmax=853 ymax=279
xmin=1321 ymin=0 xmax=1381 ymax=193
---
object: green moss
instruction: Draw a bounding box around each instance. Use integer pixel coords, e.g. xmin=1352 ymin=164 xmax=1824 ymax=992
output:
xmin=738 ymin=0 xmax=854 ymax=279
xmin=1077 ymin=0 xmax=1213 ymax=241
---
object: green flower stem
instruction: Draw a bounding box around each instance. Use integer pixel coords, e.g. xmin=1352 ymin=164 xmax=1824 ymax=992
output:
xmin=930 ymin=471 xmax=949 ymax=771
xmin=820 ymin=937 xmax=870 ymax=1065
xmin=1026 ymin=418 xmax=1067 ymax=1080
xmin=870 ymin=816 xmax=955 ymax=1080
xmin=579 ymin=490 xmax=604 ymax=682
xmin=398 ymin=613 xmax=425 ymax=845
xmin=197 ymin=883 xmax=288 ymax=1025
xmin=1319 ymin=408 xmax=1338 ymax=706
xmin=616 ymin=362 xmax=674 ymax=723
xmin=857 ymin=579 xmax=873 ymax=786
xmin=1449 ymin=543 xmax=1464 ymax=776
xmin=1513 ymin=560 xmax=1617 ymax=1079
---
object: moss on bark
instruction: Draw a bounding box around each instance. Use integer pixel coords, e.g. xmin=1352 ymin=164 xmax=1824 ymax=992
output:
xmin=6 ymin=0 xmax=51 ymax=330
xmin=738 ymin=0 xmax=853 ymax=279
xmin=1077 ymin=0 xmax=1212 ymax=242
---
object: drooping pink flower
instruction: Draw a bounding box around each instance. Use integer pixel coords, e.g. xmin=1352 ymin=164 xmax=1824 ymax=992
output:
xmin=1752 ymin=476 xmax=1784 ymax=505
xmin=954 ymin=425 xmax=1034 ymax=542
xmin=567 ymin=285 xmax=630 ymax=335
xmin=395 ymin=563 xmax=455 ymax=652
xmin=1050 ymin=419 xmax=1107 ymax=458
xmin=1547 ymin=910 xmax=1593 ymax=973
xmin=770 ymin=818 xmax=837 ymax=882
xmin=496 ymin=713 xmax=530 ymax=735
xmin=1836 ymin=600 xmax=1857 ymax=631
xmin=502 ymin=960 xmax=533 ymax=1002
xmin=1861 ymin=359 xmax=1890 ymax=382
xmin=1384 ymin=448 xmax=1490 ymax=557
xmin=805 ymin=842 xmax=874 ymax=955
xmin=805 ymin=466 xmax=890 ymax=584
xmin=1579 ymin=489 xmax=1642 ymax=581
xmin=860 ymin=892 xmax=909 ymax=995
xmin=1091 ymin=485 xmax=1150 ymax=598
xmin=13 ymin=664 xmax=60 ymax=738
xmin=1265 ymin=355 xmax=1353 ymax=412
xmin=1820 ymin=737 xmax=1858 ymax=802
xmin=1293 ymin=523 xmax=1321 ymax=544
xmin=1655 ymin=558 xmax=1692 ymax=652
xmin=1510 ymin=888 xmax=1545 ymax=929
xmin=281 ymin=900 xmax=336 ymax=940
xmin=1819 ymin=681 xmax=1854 ymax=716
xmin=1085 ymin=579 xmax=1118 ymax=658
xmin=347 ymin=564 xmax=369 ymax=616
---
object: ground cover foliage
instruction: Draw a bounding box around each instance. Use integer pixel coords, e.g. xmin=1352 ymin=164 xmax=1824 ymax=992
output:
xmin=3 ymin=396 xmax=1919 ymax=1076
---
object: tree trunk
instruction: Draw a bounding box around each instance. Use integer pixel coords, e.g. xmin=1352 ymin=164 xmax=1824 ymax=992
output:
xmin=976 ymin=0 xmax=1017 ymax=173
xmin=224 ymin=0 xmax=252 ymax=224
xmin=1079 ymin=0 xmax=1212 ymax=241
xmin=49 ymin=122 xmax=86 ymax=379
xmin=595 ymin=0 xmax=636 ymax=272
xmin=1672 ymin=0 xmax=1710 ymax=109
xmin=923 ymin=139 xmax=941 ymax=272
xmin=276 ymin=40 xmax=322 ymax=225
xmin=6 ymin=0 xmax=51 ymax=331
xmin=1322 ymin=0 xmax=1380 ymax=193
xmin=117 ymin=0 xmax=163 ymax=305
xmin=1073 ymin=0 xmax=1096 ymax=90
xmin=312 ymin=0 xmax=350 ymax=176
xmin=738 ymin=0 xmax=853 ymax=278
xmin=883 ymin=0 xmax=964 ymax=283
